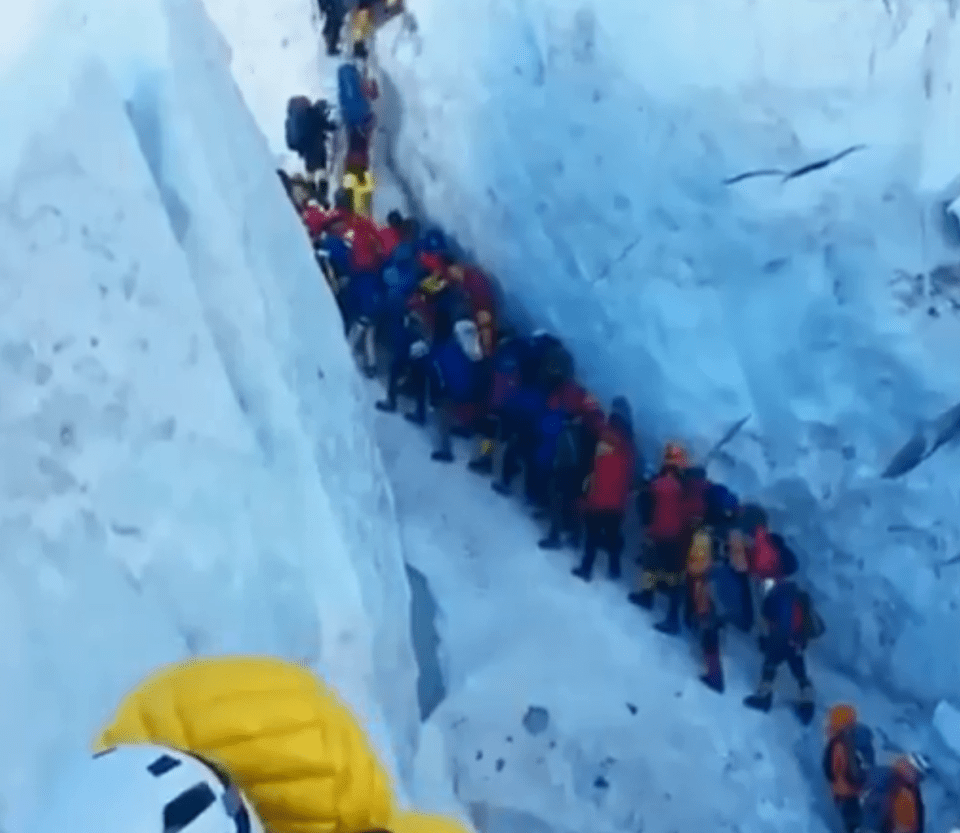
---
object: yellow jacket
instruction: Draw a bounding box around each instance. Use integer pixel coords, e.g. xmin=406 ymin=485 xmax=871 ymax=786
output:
xmin=94 ymin=656 xmax=470 ymax=833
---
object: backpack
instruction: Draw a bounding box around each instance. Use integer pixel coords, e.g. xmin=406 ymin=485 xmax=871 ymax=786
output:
xmin=337 ymin=64 xmax=373 ymax=131
xmin=861 ymin=767 xmax=897 ymax=833
xmin=752 ymin=527 xmax=782 ymax=579
xmin=285 ymin=96 xmax=311 ymax=151
xmin=796 ymin=587 xmax=826 ymax=641
xmin=822 ymin=724 xmax=876 ymax=788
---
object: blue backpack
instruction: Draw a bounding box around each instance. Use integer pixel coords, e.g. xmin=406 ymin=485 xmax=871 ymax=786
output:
xmin=337 ymin=64 xmax=372 ymax=130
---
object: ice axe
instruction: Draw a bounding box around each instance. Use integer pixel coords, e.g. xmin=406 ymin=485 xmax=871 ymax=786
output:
xmin=701 ymin=414 xmax=751 ymax=468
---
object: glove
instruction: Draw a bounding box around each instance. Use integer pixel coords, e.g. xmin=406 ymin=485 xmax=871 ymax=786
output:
xmin=409 ymin=340 xmax=429 ymax=360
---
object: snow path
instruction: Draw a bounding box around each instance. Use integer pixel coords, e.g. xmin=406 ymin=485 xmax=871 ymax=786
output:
xmin=370 ymin=393 xmax=960 ymax=831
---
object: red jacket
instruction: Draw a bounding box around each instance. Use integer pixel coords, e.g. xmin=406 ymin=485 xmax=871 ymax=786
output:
xmin=301 ymin=204 xmax=339 ymax=239
xmin=378 ymin=224 xmax=403 ymax=257
xmin=585 ymin=421 xmax=635 ymax=513
xmin=547 ymin=382 xmax=606 ymax=438
xmin=447 ymin=264 xmax=498 ymax=357
xmin=309 ymin=209 xmax=384 ymax=272
xmin=647 ymin=470 xmax=686 ymax=541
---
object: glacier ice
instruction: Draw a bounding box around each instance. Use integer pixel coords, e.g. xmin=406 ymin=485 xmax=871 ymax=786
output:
xmin=0 ymin=0 xmax=421 ymax=825
xmin=376 ymin=0 xmax=960 ymax=706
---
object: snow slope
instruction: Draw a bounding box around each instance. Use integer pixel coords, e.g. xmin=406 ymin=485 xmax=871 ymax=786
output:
xmin=0 ymin=0 xmax=420 ymax=825
xmin=377 ymin=0 xmax=960 ymax=705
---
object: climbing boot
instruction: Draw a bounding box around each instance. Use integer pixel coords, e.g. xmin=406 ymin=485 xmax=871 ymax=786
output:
xmin=374 ymin=398 xmax=397 ymax=413
xmin=793 ymin=684 xmax=815 ymax=725
xmin=468 ymin=455 xmax=494 ymax=474
xmin=654 ymin=588 xmax=682 ymax=635
xmin=571 ymin=565 xmax=592 ymax=582
xmin=538 ymin=533 xmax=562 ymax=550
xmin=491 ymin=480 xmax=512 ymax=497
xmin=628 ymin=590 xmax=654 ymax=610
xmin=431 ymin=449 xmax=454 ymax=463
xmin=743 ymin=681 xmax=773 ymax=713
xmin=700 ymin=651 xmax=725 ymax=694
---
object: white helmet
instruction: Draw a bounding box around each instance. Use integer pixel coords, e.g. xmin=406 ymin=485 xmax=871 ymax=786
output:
xmin=30 ymin=744 xmax=264 ymax=833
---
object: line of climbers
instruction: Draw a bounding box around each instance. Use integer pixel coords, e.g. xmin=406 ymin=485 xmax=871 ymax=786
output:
xmin=277 ymin=8 xmax=932 ymax=831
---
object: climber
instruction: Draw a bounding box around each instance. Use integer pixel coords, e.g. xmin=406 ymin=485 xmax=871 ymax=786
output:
xmin=727 ymin=503 xmax=800 ymax=635
xmin=318 ymin=0 xmax=348 ymax=56
xmin=823 ymin=704 xmax=876 ymax=833
xmin=685 ymin=516 xmax=725 ymax=693
xmin=630 ymin=442 xmax=691 ymax=634
xmin=537 ymin=412 xmax=593 ymax=550
xmin=501 ymin=334 xmax=572 ymax=505
xmin=388 ymin=278 xmax=438 ymax=425
xmin=339 ymin=63 xmax=375 ymax=136
xmin=31 ymin=655 xmax=472 ymax=833
xmin=466 ymin=326 xmax=528 ymax=476
xmin=351 ymin=0 xmax=375 ymax=57
xmin=702 ymin=483 xmax=759 ymax=634
xmin=489 ymin=334 xmax=551 ymax=499
xmin=736 ymin=504 xmax=800 ymax=581
xmin=531 ymin=375 xmax=604 ymax=526
xmin=308 ymin=189 xmax=386 ymax=375
xmin=445 ymin=261 xmax=500 ymax=360
xmin=375 ymin=217 xmax=428 ymax=414
xmin=521 ymin=337 xmax=580 ymax=508
xmin=378 ymin=210 xmax=408 ymax=257
xmin=285 ymin=97 xmax=337 ymax=182
xmin=571 ymin=396 xmax=636 ymax=582
xmin=343 ymin=168 xmax=376 ymax=218
xmin=743 ymin=576 xmax=816 ymax=724
xmin=423 ymin=280 xmax=485 ymax=462
xmin=861 ymin=754 xmax=928 ymax=833
xmin=344 ymin=121 xmax=375 ymax=177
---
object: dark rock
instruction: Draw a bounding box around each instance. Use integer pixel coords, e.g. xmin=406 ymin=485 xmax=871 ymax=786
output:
xmin=522 ymin=706 xmax=550 ymax=736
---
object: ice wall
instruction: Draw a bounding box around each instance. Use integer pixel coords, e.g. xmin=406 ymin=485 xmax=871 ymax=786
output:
xmin=0 ymin=0 xmax=419 ymax=826
xmin=379 ymin=0 xmax=960 ymax=704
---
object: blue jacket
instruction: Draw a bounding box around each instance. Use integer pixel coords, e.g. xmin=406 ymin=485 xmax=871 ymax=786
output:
xmin=432 ymin=338 xmax=477 ymax=403
xmin=382 ymin=239 xmax=422 ymax=303
xmin=534 ymin=407 xmax=566 ymax=471
xmin=337 ymin=64 xmax=372 ymax=131
xmin=762 ymin=581 xmax=802 ymax=641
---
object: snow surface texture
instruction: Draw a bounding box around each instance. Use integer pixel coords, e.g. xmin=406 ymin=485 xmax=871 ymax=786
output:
xmin=0 ymin=0 xmax=422 ymax=825
xmin=377 ymin=0 xmax=960 ymax=705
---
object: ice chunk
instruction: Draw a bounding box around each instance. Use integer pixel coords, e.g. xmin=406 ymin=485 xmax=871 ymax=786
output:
xmin=934 ymin=701 xmax=960 ymax=758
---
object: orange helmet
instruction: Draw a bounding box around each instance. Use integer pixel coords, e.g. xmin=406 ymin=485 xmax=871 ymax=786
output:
xmin=826 ymin=703 xmax=857 ymax=737
xmin=663 ymin=441 xmax=689 ymax=468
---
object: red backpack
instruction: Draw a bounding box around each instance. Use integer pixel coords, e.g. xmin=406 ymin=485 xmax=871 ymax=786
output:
xmin=648 ymin=472 xmax=685 ymax=541
xmin=751 ymin=527 xmax=781 ymax=579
